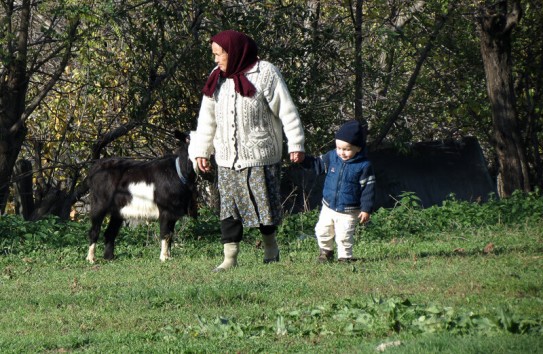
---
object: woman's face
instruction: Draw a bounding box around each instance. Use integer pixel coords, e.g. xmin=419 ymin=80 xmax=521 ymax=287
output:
xmin=212 ymin=42 xmax=228 ymax=72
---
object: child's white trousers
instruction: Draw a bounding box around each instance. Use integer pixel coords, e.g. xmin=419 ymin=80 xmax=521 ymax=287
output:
xmin=315 ymin=204 xmax=359 ymax=259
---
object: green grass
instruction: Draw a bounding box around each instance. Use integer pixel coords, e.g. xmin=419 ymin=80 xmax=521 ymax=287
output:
xmin=1 ymin=191 xmax=542 ymax=353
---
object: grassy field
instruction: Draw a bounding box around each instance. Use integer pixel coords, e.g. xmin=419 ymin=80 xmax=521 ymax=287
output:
xmin=1 ymin=192 xmax=542 ymax=353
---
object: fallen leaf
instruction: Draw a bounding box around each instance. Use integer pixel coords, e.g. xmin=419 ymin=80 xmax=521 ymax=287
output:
xmin=483 ymin=243 xmax=494 ymax=254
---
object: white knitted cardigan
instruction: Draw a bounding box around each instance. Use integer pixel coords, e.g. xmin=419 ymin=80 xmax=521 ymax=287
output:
xmin=189 ymin=60 xmax=305 ymax=170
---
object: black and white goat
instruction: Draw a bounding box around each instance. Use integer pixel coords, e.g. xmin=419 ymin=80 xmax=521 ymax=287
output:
xmin=86 ymin=131 xmax=197 ymax=262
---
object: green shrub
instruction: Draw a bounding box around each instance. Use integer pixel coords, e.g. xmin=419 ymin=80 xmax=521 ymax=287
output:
xmin=360 ymin=189 xmax=542 ymax=241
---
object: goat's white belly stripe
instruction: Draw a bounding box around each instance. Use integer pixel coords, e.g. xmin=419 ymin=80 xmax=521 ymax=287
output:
xmin=120 ymin=182 xmax=160 ymax=219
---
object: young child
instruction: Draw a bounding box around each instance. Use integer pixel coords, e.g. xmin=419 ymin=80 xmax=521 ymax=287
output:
xmin=302 ymin=120 xmax=376 ymax=262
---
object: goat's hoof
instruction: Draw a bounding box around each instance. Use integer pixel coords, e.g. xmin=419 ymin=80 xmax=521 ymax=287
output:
xmin=264 ymin=251 xmax=280 ymax=264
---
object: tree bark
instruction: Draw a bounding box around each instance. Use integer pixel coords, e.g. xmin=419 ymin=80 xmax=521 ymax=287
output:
xmin=477 ymin=0 xmax=530 ymax=196
xmin=13 ymin=159 xmax=35 ymax=219
xmin=0 ymin=0 xmax=31 ymax=213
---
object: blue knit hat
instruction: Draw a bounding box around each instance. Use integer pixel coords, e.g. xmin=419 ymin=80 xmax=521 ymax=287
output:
xmin=335 ymin=120 xmax=366 ymax=148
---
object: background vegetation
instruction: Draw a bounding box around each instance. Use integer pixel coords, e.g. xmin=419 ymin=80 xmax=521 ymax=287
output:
xmin=1 ymin=0 xmax=542 ymax=218
xmin=1 ymin=191 xmax=542 ymax=352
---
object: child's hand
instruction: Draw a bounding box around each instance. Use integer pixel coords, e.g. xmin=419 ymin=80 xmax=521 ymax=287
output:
xmin=290 ymin=151 xmax=305 ymax=163
xmin=358 ymin=211 xmax=370 ymax=224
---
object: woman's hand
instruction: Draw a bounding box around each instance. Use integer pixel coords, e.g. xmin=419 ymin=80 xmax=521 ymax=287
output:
xmin=196 ymin=157 xmax=212 ymax=173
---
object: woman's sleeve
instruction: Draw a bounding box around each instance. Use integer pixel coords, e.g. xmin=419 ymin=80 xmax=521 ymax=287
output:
xmin=189 ymin=95 xmax=216 ymax=160
xmin=266 ymin=64 xmax=305 ymax=153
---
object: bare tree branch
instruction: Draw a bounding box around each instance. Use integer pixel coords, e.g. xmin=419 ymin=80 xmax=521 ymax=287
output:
xmin=13 ymin=17 xmax=80 ymax=132
xmin=372 ymin=3 xmax=455 ymax=147
xmin=503 ymin=0 xmax=522 ymax=34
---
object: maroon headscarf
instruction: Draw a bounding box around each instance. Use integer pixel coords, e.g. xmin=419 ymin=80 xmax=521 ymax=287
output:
xmin=202 ymin=30 xmax=259 ymax=97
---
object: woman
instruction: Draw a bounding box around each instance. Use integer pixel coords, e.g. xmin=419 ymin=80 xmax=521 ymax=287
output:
xmin=189 ymin=30 xmax=305 ymax=271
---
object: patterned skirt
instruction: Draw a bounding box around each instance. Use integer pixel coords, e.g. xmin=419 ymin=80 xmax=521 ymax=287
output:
xmin=217 ymin=164 xmax=282 ymax=227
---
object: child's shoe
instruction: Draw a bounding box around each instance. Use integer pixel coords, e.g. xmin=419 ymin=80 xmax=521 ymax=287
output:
xmin=317 ymin=249 xmax=334 ymax=263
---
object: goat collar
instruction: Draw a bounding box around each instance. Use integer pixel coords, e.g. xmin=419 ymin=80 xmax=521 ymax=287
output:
xmin=175 ymin=157 xmax=188 ymax=185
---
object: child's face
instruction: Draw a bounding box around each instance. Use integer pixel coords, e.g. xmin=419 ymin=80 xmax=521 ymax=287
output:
xmin=335 ymin=139 xmax=362 ymax=161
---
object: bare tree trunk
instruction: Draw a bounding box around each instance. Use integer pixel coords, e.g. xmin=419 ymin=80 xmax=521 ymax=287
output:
xmin=477 ymin=0 xmax=530 ymax=196
xmin=0 ymin=0 xmax=31 ymax=213
xmin=13 ymin=159 xmax=35 ymax=219
xmin=0 ymin=127 xmax=28 ymax=213
xmin=354 ymin=0 xmax=364 ymax=123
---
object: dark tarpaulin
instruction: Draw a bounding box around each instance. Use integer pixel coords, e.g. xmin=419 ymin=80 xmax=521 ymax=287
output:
xmin=281 ymin=137 xmax=497 ymax=212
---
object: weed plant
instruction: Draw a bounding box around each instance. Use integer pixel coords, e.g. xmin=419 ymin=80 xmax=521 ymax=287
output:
xmin=0 ymin=190 xmax=542 ymax=353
